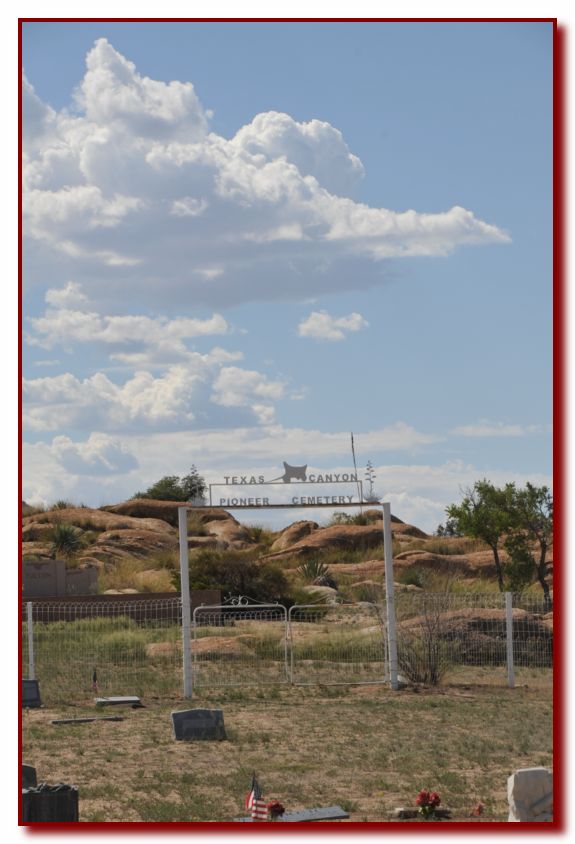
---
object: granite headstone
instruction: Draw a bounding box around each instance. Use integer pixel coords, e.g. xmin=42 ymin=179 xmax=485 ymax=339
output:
xmin=22 ymin=680 xmax=42 ymax=709
xmin=171 ymin=708 xmax=227 ymax=741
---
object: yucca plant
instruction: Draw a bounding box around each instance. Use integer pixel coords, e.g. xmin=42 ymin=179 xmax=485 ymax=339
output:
xmin=50 ymin=523 xmax=85 ymax=559
xmin=297 ymin=559 xmax=337 ymax=589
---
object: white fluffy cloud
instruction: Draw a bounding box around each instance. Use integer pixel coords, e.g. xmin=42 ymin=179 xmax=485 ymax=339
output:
xmin=298 ymin=310 xmax=369 ymax=341
xmin=23 ymin=39 xmax=509 ymax=308
xmin=51 ymin=432 xmax=139 ymax=475
xmin=23 ymin=358 xmax=288 ymax=433
xmin=27 ymin=283 xmax=229 ymax=356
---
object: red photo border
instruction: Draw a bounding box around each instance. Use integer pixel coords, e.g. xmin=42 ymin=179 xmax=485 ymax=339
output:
xmin=18 ymin=17 xmax=563 ymax=833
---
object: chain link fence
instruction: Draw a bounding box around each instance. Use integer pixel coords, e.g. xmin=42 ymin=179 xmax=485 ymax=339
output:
xmin=22 ymin=592 xmax=553 ymax=704
xmin=22 ymin=598 xmax=182 ymax=703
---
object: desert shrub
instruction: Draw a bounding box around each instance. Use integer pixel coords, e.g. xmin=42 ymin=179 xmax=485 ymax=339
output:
xmin=98 ymin=558 xmax=150 ymax=592
xmin=329 ymin=512 xmax=376 ymax=526
xmin=134 ymin=569 xmax=175 ymax=593
xmin=173 ymin=549 xmax=291 ymax=604
xmin=397 ymin=567 xmax=428 ymax=589
xmin=397 ymin=635 xmax=453 ymax=685
xmin=397 ymin=596 xmax=454 ymax=684
xmin=50 ymin=499 xmax=76 ymax=510
xmin=147 ymin=550 xmax=179 ymax=571
xmin=245 ymin=524 xmax=275 ymax=547
xmin=187 ymin=512 xmax=208 ymax=536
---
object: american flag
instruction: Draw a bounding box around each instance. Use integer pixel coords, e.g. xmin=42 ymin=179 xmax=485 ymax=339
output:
xmin=92 ymin=668 xmax=99 ymax=694
xmin=246 ymin=774 xmax=268 ymax=822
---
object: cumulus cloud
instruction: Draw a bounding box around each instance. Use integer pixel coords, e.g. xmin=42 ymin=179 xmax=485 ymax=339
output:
xmin=26 ymin=282 xmax=239 ymax=368
xmin=27 ymin=283 xmax=229 ymax=355
xmin=298 ymin=310 xmax=369 ymax=341
xmin=23 ymin=367 xmax=201 ymax=432
xmin=51 ymin=432 xmax=139 ymax=475
xmin=23 ymin=358 xmax=288 ymax=433
xmin=23 ymin=39 xmax=509 ymax=308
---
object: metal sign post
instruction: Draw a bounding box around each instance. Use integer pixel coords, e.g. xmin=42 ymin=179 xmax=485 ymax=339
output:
xmin=382 ymin=502 xmax=399 ymax=691
xmin=27 ymin=602 xmax=35 ymax=680
xmin=178 ymin=507 xmax=193 ymax=698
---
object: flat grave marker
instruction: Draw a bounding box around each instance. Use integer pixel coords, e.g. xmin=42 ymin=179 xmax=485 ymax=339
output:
xmin=234 ymin=805 xmax=350 ymax=822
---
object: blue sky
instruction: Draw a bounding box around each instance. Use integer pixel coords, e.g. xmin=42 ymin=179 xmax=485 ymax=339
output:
xmin=21 ymin=20 xmax=553 ymax=530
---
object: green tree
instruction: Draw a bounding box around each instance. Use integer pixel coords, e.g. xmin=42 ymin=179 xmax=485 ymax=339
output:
xmin=503 ymin=532 xmax=536 ymax=593
xmin=132 ymin=466 xmax=206 ymax=502
xmin=446 ymin=480 xmax=515 ymax=592
xmin=436 ymin=517 xmax=462 ymax=537
xmin=509 ymin=483 xmax=553 ymax=604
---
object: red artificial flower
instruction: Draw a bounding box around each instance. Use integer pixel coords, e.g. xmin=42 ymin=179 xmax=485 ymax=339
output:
xmin=267 ymin=800 xmax=285 ymax=818
xmin=429 ymin=792 xmax=441 ymax=808
xmin=471 ymin=802 xmax=484 ymax=817
xmin=416 ymin=790 xmax=430 ymax=806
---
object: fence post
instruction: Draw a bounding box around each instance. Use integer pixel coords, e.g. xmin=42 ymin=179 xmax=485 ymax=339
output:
xmin=27 ymin=602 xmax=35 ymax=680
xmin=178 ymin=507 xmax=193 ymax=698
xmin=505 ymin=592 xmax=515 ymax=689
xmin=383 ymin=503 xmax=399 ymax=690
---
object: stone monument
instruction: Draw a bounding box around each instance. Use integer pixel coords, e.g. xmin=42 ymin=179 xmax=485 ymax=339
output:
xmin=508 ymin=767 xmax=553 ymax=822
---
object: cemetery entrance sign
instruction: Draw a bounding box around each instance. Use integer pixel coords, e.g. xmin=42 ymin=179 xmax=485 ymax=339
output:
xmin=180 ymin=463 xmax=400 ymax=699
xmin=209 ymin=460 xmax=364 ymax=506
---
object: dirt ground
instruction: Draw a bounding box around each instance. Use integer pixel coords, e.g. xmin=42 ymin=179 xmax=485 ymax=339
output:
xmin=21 ymin=671 xmax=553 ymax=824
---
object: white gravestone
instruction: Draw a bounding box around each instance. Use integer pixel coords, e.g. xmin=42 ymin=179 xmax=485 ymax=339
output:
xmin=508 ymin=767 xmax=553 ymax=822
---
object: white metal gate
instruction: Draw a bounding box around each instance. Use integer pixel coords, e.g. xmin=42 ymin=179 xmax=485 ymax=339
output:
xmin=288 ymin=603 xmax=388 ymax=686
xmin=192 ymin=600 xmax=289 ymax=687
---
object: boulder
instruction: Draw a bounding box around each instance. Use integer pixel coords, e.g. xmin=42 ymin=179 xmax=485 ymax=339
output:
xmin=390 ymin=523 xmax=429 ymax=540
xmin=203 ymin=518 xmax=254 ymax=548
xmin=393 ymin=550 xmax=501 ymax=579
xmin=23 ymin=507 xmax=176 ymax=536
xmin=270 ymin=520 xmax=318 ymax=551
xmin=267 ymin=524 xmax=384 ymax=560
xmin=102 ymin=501 xmax=243 ymax=527
xmin=21 ymin=542 xmax=53 ymax=560
xmin=95 ymin=529 xmax=177 ymax=557
xmin=508 ymin=767 xmax=553 ymax=822
xmin=21 ymin=523 xmax=58 ymax=542
xmin=101 ymin=499 xmax=185 ymax=527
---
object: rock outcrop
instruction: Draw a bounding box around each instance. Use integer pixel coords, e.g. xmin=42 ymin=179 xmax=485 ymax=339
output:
xmin=270 ymin=520 xmax=318 ymax=551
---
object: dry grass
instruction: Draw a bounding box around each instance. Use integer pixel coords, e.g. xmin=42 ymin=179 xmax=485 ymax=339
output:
xmin=22 ymin=675 xmax=552 ymax=823
xmin=98 ymin=558 xmax=177 ymax=592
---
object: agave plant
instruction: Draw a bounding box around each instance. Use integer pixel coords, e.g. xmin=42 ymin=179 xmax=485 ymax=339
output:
xmin=297 ymin=559 xmax=337 ymax=589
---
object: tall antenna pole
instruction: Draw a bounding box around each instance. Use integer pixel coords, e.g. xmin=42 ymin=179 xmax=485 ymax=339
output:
xmin=350 ymin=432 xmax=363 ymax=514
